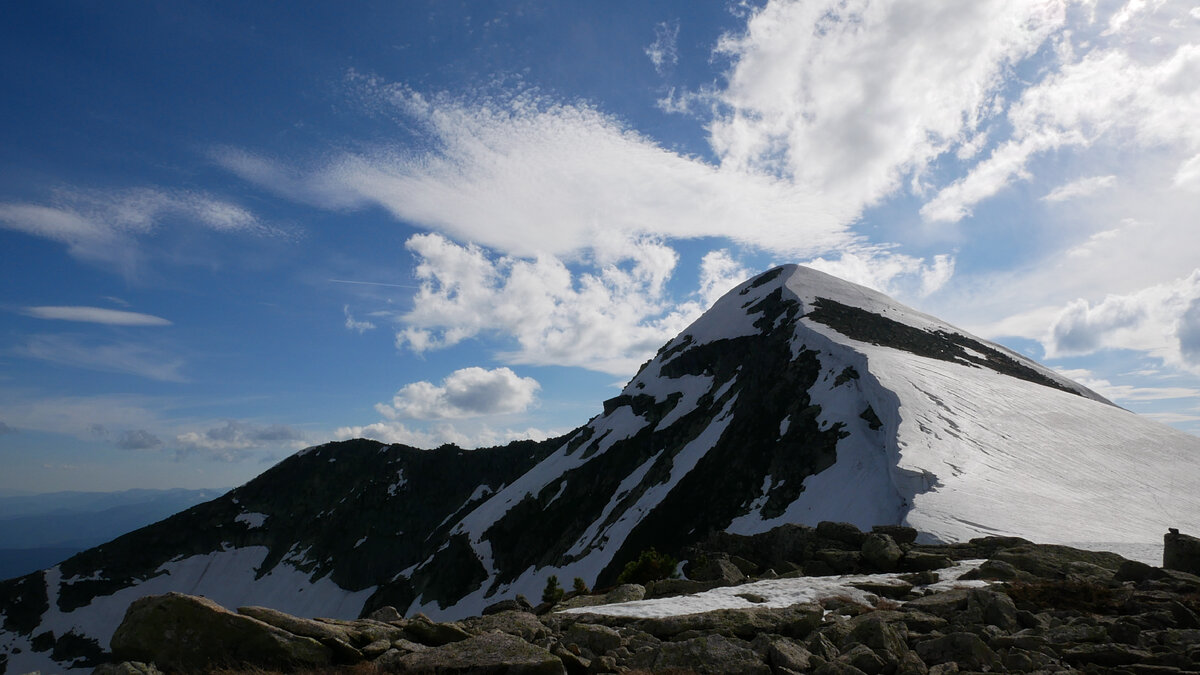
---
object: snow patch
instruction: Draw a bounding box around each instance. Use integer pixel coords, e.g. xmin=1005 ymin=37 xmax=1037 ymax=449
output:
xmin=561 ymin=559 xmax=987 ymax=618
xmin=235 ymin=512 xmax=268 ymax=529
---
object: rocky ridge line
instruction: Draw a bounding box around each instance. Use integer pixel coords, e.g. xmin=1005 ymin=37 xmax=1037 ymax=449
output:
xmin=83 ymin=526 xmax=1200 ymax=675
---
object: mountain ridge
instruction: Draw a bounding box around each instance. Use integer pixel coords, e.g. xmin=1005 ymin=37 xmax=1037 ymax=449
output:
xmin=3 ymin=264 xmax=1199 ymax=673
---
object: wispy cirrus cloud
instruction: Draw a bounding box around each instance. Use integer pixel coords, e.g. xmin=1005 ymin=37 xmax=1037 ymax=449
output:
xmin=645 ymin=20 xmax=680 ymax=75
xmin=0 ymin=187 xmax=273 ymax=270
xmin=23 ymin=306 xmax=172 ymax=326
xmin=16 ymin=334 xmax=187 ymax=382
xmin=214 ymin=79 xmax=859 ymax=261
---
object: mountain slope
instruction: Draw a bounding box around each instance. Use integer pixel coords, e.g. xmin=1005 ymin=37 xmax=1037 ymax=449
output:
xmin=4 ymin=264 xmax=1199 ymax=673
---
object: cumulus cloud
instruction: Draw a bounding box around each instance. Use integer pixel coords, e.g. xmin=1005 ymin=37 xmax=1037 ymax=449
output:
xmin=697 ymin=250 xmax=750 ymax=308
xmin=396 ymin=233 xmax=709 ymax=375
xmin=115 ymin=428 xmax=164 ymax=450
xmin=645 ymin=20 xmax=680 ymax=75
xmin=376 ymin=367 xmax=540 ymax=420
xmin=175 ymin=421 xmax=306 ymax=462
xmin=0 ymin=421 xmax=15 ymax=435
xmin=1041 ymin=270 xmax=1200 ymax=372
xmin=17 ymin=334 xmax=186 ymax=382
xmin=23 ymin=306 xmax=172 ymax=326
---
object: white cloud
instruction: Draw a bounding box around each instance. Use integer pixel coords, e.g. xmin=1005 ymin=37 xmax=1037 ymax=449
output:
xmin=396 ymin=233 xmax=707 ymax=375
xmin=333 ymin=420 xmax=557 ymax=450
xmin=804 ymin=250 xmax=956 ymax=299
xmin=23 ymin=306 xmax=172 ymax=326
xmin=16 ymin=334 xmax=186 ymax=382
xmin=176 ymin=420 xmax=307 ymax=462
xmin=697 ymin=250 xmax=750 ymax=308
xmin=217 ymin=80 xmax=857 ymax=260
xmin=710 ymin=0 xmax=1069 ymax=218
xmin=645 ymin=20 xmax=680 ymax=75
xmin=1041 ymin=270 xmax=1200 ymax=372
xmin=376 ymin=367 xmax=540 ymax=420
xmin=923 ymin=33 xmax=1200 ymax=222
xmin=1042 ymin=174 xmax=1118 ymax=202
xmin=1053 ymin=368 xmax=1200 ymax=402
xmin=343 ymin=305 xmax=376 ymax=333
xmin=0 ymin=188 xmax=271 ymax=269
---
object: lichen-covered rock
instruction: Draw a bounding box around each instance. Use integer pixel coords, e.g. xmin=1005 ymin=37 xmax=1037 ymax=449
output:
xmin=403 ymin=614 xmax=472 ymax=646
xmin=636 ymin=603 xmax=823 ymax=640
xmin=899 ymin=552 xmax=953 ymax=572
xmin=392 ymin=631 xmax=566 ymax=674
xmin=1165 ymin=529 xmax=1200 ymax=575
xmin=602 ymin=584 xmax=645 ymax=603
xmin=461 ymin=610 xmax=549 ymax=642
xmin=913 ymin=631 xmax=999 ymax=671
xmin=367 ymin=605 xmax=404 ymax=622
xmin=632 ymin=633 xmax=770 ymax=674
xmin=861 ymin=533 xmax=903 ymax=572
xmin=110 ymin=592 xmax=331 ymax=671
xmin=686 ymin=556 xmax=746 ymax=585
xmin=561 ymin=622 xmax=622 ymax=656
xmin=237 ymin=604 xmax=355 ymax=644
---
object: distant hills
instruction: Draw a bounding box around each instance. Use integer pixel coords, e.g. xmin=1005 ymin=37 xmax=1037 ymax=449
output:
xmin=0 ymin=488 xmax=226 ymax=580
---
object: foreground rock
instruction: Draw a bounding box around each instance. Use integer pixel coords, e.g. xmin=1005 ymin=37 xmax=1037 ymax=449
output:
xmin=109 ymin=592 xmax=331 ymax=671
xmin=93 ymin=525 xmax=1200 ymax=675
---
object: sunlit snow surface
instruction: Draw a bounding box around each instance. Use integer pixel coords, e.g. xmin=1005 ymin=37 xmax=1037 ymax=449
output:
xmin=724 ymin=265 xmax=1200 ymax=547
xmin=560 ymin=559 xmax=987 ymax=619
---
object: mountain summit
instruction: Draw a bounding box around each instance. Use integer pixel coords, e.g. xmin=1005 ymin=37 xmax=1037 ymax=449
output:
xmin=4 ymin=265 xmax=1199 ymax=673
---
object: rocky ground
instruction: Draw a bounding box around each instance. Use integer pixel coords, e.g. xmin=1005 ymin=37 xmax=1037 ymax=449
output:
xmin=87 ymin=524 xmax=1200 ymax=674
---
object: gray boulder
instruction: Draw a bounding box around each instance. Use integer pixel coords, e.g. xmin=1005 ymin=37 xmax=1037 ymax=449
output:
xmin=393 ymin=631 xmax=566 ymax=674
xmin=686 ymin=556 xmax=746 ymax=585
xmin=913 ymin=631 xmax=999 ymax=671
xmin=110 ymin=592 xmax=331 ymax=671
xmin=237 ymin=605 xmax=355 ymax=644
xmin=603 ymin=583 xmax=646 ymax=603
xmin=861 ymin=533 xmax=903 ymax=572
xmin=633 ymin=633 xmax=769 ymax=674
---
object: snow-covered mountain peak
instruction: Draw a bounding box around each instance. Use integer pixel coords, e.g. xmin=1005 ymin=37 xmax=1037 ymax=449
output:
xmin=4 ymin=264 xmax=1199 ymax=674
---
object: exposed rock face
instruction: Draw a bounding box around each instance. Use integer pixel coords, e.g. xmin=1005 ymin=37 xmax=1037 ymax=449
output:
xmin=393 ymin=632 xmax=566 ymax=675
xmin=1165 ymin=528 xmax=1200 ymax=575
xmin=109 ymin=592 xmax=331 ymax=671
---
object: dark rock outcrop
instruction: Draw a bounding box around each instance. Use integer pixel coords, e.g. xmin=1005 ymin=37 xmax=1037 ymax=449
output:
xmin=110 ymin=593 xmax=331 ymax=671
xmin=1165 ymin=528 xmax=1200 ymax=575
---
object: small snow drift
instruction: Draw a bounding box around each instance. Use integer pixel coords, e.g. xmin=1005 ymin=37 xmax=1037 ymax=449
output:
xmin=3 ymin=264 xmax=1199 ymax=673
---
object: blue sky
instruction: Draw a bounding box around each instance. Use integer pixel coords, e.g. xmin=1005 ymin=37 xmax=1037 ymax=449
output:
xmin=3 ymin=0 xmax=1200 ymax=493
